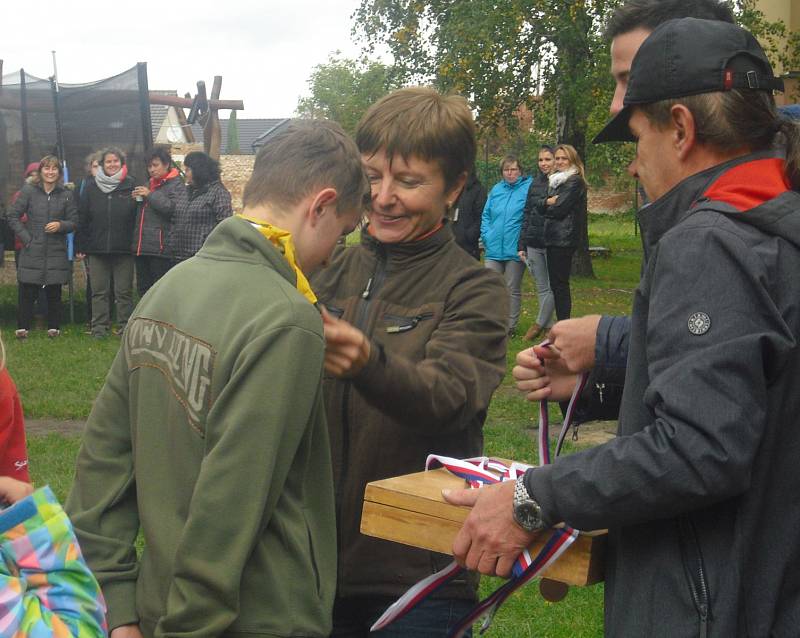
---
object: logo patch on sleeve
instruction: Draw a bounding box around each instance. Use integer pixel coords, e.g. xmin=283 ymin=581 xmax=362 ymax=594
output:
xmin=688 ymin=312 xmax=711 ymax=335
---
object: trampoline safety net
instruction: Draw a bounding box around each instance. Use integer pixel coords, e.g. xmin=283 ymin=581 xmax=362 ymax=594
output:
xmin=0 ymin=64 xmax=152 ymax=203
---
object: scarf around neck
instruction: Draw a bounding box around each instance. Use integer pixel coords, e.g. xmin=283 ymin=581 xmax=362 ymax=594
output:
xmin=548 ymin=166 xmax=578 ymax=190
xmin=149 ymin=167 xmax=180 ymax=192
xmin=95 ymin=164 xmax=128 ymax=194
xmin=237 ymin=214 xmax=317 ymax=304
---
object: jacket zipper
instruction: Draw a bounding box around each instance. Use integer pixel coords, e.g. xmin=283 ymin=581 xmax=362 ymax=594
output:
xmin=107 ymin=192 xmax=113 ymax=253
xmin=42 ymin=192 xmax=52 ymax=286
xmin=336 ymin=248 xmax=387 ymax=576
xmin=678 ymin=515 xmax=711 ymax=638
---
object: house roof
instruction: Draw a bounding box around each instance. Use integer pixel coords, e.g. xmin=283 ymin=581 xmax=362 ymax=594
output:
xmin=191 ymin=117 xmax=291 ymax=154
xmin=149 ymin=88 xmax=290 ymax=154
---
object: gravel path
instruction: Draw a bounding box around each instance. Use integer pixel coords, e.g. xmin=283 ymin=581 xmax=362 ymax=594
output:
xmin=26 ymin=419 xmax=85 ymax=437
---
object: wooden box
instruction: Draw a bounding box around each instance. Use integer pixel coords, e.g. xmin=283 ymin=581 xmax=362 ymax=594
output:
xmin=361 ymin=467 xmax=605 ymax=586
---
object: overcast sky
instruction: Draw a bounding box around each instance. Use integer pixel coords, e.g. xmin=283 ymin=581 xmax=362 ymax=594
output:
xmin=1 ymin=0 xmax=373 ymax=119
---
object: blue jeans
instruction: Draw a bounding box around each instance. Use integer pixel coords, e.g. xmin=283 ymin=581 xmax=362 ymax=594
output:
xmin=484 ymin=258 xmax=525 ymax=332
xmin=525 ymin=247 xmax=555 ymax=328
xmin=331 ymin=595 xmax=474 ymax=637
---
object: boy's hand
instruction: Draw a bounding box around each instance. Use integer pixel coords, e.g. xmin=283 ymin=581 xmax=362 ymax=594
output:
xmin=111 ymin=625 xmax=144 ymax=638
xmin=0 ymin=477 xmax=34 ymax=504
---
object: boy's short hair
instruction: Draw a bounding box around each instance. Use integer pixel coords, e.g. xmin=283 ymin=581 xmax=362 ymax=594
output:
xmin=604 ymin=0 xmax=734 ymax=40
xmin=243 ymin=120 xmax=367 ymax=217
xmin=355 ymin=87 xmax=476 ymax=190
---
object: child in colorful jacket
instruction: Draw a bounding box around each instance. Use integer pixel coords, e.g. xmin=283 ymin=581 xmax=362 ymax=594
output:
xmin=0 ymin=485 xmax=108 ymax=637
xmin=0 ymin=332 xmax=107 ymax=637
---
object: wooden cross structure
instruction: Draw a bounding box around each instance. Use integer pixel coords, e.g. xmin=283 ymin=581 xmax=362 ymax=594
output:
xmin=148 ymin=76 xmax=244 ymax=159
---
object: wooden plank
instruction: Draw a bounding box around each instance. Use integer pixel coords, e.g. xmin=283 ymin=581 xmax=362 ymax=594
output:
xmin=361 ymin=468 xmax=606 ymax=586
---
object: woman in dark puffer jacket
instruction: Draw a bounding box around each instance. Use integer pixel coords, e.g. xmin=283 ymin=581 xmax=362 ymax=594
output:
xmin=7 ymin=156 xmax=78 ymax=339
xmin=76 ymin=147 xmax=138 ymax=338
xmin=168 ymin=152 xmax=232 ymax=264
xmin=131 ymin=147 xmax=183 ymax=296
xmin=518 ymin=145 xmax=556 ymax=341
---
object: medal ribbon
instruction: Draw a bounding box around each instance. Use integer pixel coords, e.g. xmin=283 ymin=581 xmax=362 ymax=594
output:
xmin=371 ymin=343 xmax=590 ymax=635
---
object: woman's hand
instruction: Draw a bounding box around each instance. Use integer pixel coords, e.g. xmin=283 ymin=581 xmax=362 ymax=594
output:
xmin=132 ymin=186 xmax=150 ymax=199
xmin=321 ymin=308 xmax=371 ymax=377
xmin=546 ymin=196 xmax=558 ymax=206
xmin=518 ymin=250 xmax=527 ymax=262
xmin=44 ymin=221 xmax=61 ymax=233
xmin=0 ymin=477 xmax=34 ymax=504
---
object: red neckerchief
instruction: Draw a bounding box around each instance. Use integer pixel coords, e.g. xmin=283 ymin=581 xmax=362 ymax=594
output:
xmin=702 ymin=158 xmax=790 ymax=212
xmin=149 ymin=167 xmax=180 ymax=192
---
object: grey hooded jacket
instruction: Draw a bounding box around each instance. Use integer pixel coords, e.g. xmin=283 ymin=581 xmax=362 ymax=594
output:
xmin=8 ymin=181 xmax=78 ymax=285
xmin=526 ymin=152 xmax=800 ymax=637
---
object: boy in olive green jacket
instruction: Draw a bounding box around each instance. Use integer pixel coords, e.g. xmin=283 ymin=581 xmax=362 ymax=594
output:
xmin=66 ymin=121 xmax=367 ymax=638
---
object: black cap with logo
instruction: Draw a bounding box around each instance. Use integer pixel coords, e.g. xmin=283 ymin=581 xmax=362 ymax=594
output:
xmin=593 ymin=18 xmax=784 ymax=144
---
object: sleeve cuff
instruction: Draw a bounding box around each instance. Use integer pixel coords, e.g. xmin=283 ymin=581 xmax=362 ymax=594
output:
xmin=523 ymin=466 xmax=558 ymax=528
xmin=101 ymin=579 xmax=140 ymax=631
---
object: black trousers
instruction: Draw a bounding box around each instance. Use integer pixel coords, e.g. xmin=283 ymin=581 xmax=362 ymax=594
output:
xmin=135 ymin=255 xmax=172 ymax=298
xmin=546 ymin=246 xmax=575 ymax=320
xmin=18 ymin=283 xmax=62 ymax=330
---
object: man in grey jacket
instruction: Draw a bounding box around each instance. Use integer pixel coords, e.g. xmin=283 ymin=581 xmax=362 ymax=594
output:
xmin=446 ymin=19 xmax=800 ymax=637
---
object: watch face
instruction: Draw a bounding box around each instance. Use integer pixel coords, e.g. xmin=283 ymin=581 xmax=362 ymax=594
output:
xmin=515 ymin=501 xmax=542 ymax=530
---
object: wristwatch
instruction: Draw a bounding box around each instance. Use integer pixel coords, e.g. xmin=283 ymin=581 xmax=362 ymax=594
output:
xmin=512 ymin=475 xmax=545 ymax=532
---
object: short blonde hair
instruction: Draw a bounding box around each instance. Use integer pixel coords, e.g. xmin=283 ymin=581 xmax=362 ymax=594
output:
xmin=356 ymin=87 xmax=476 ymax=189
xmin=554 ymin=144 xmax=586 ymax=183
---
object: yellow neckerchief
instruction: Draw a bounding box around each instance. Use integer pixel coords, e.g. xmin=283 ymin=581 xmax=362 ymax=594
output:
xmin=237 ymin=214 xmax=317 ymax=304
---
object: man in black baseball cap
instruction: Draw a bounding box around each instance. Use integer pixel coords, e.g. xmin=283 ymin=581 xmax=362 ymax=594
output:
xmin=446 ymin=17 xmax=800 ymax=637
xmin=594 ymin=17 xmax=784 ymax=144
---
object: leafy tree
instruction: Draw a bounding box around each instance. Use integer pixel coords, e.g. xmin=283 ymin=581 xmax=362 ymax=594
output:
xmin=352 ymin=0 xmax=799 ymax=277
xmin=353 ymin=0 xmax=615 ymax=276
xmin=296 ymin=53 xmax=400 ymax=135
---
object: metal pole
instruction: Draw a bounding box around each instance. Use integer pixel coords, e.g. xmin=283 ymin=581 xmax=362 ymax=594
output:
xmin=137 ymin=63 xmax=153 ymax=151
xmin=51 ymin=51 xmax=59 ymax=89
xmin=20 ymin=69 xmax=30 ymax=169
xmin=50 ymin=74 xmax=74 ymax=323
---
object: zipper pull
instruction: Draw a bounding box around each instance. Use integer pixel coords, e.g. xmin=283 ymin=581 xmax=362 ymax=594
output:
xmin=572 ymin=423 xmax=580 ymax=442
xmin=362 ymin=277 xmax=373 ymax=299
xmin=596 ymin=382 xmax=605 ymax=403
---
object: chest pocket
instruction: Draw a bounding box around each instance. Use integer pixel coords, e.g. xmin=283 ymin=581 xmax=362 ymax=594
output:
xmin=377 ymin=306 xmax=440 ymax=363
xmin=383 ymin=312 xmax=433 ymax=333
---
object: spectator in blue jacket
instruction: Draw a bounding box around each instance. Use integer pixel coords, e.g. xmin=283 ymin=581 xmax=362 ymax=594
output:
xmin=480 ymin=155 xmax=532 ymax=335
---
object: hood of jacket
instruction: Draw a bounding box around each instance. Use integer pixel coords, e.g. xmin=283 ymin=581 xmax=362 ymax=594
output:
xmin=197 ymin=216 xmax=297 ymax=287
xmin=639 ymin=150 xmax=798 ymax=258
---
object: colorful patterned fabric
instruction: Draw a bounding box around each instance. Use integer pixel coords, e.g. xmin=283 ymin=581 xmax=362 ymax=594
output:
xmin=0 ymin=486 xmax=107 ymax=637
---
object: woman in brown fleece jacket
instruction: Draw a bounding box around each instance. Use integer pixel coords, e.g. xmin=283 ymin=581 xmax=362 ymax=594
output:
xmin=312 ymin=87 xmax=509 ymax=637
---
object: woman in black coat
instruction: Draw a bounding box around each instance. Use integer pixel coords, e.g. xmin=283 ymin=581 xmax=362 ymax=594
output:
xmin=76 ymin=147 xmax=138 ymax=338
xmin=542 ymin=144 xmax=587 ymax=320
xmin=518 ymin=145 xmax=556 ymax=340
xmin=131 ymin=147 xmax=183 ymax=296
xmin=8 ymin=156 xmax=78 ymax=338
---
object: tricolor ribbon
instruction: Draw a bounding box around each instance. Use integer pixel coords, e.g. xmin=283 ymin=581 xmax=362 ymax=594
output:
xmin=371 ymin=342 xmax=589 ymax=635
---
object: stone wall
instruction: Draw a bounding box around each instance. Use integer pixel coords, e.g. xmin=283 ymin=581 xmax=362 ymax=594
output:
xmin=219 ymin=155 xmax=255 ymax=213
xmin=588 ymin=186 xmax=635 ymax=214
xmin=168 ymin=144 xmax=254 ymax=212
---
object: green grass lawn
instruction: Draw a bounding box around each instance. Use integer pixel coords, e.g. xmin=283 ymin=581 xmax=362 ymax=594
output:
xmin=5 ymin=211 xmax=641 ymax=637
